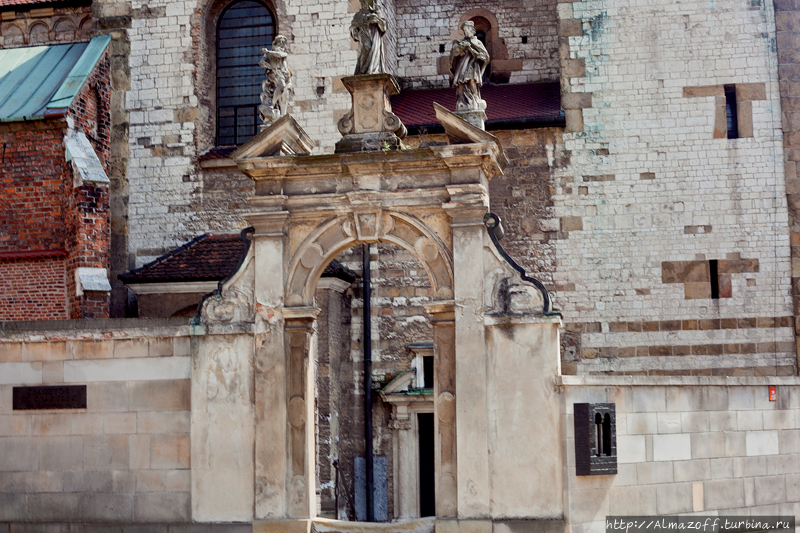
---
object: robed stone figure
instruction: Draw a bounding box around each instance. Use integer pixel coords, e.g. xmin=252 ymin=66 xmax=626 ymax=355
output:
xmin=259 ymin=34 xmax=293 ymax=126
xmin=351 ymin=0 xmax=388 ymax=75
xmin=450 ymin=21 xmax=490 ymax=111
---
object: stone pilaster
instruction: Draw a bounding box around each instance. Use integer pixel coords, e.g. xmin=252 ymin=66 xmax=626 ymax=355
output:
xmin=424 ymin=300 xmax=457 ymax=518
xmin=776 ymin=0 xmax=800 ymax=375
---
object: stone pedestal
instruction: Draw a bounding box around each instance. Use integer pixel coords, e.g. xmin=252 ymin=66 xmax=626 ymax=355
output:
xmin=335 ymin=73 xmax=407 ymax=153
xmin=453 ymin=110 xmax=487 ymax=131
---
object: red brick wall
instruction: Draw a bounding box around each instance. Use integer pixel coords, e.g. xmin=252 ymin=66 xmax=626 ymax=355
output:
xmin=64 ymin=54 xmax=112 ymax=318
xmin=0 ymin=125 xmax=69 ymax=254
xmin=70 ymin=52 xmax=111 ymax=171
xmin=0 ymin=50 xmax=112 ymax=321
xmin=0 ymin=256 xmax=67 ymax=320
xmin=65 ymin=184 xmax=111 ymax=319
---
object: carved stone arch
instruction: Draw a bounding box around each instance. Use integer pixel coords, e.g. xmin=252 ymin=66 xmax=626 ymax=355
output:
xmin=53 ymin=17 xmax=76 ymax=42
xmin=28 ymin=21 xmax=50 ymax=45
xmin=79 ymin=16 xmax=92 ymax=29
xmin=193 ymin=0 xmax=287 ymax=151
xmin=458 ymin=8 xmax=499 ymax=43
xmin=3 ymin=23 xmax=25 ymax=46
xmin=285 ymin=210 xmax=454 ymax=307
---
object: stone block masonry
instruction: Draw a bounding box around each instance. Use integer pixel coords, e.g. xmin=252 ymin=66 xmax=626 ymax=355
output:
xmin=554 ymin=0 xmax=794 ymax=374
xmin=775 ymin=0 xmax=800 ymax=374
xmin=0 ymin=320 xmax=193 ymax=524
xmin=394 ymin=0 xmax=559 ymax=89
xmin=562 ymin=378 xmax=800 ymax=525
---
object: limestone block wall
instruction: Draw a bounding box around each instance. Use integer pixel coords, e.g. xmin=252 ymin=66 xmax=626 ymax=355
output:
xmin=122 ymin=0 xmax=370 ymax=270
xmin=562 ymin=379 xmax=800 ymax=525
xmin=554 ymin=0 xmax=795 ymax=374
xmin=394 ymin=0 xmax=560 ymax=89
xmin=0 ymin=320 xmax=192 ymax=523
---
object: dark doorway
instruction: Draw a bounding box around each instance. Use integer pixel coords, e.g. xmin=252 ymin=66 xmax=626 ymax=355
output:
xmin=418 ymin=412 xmax=436 ymax=517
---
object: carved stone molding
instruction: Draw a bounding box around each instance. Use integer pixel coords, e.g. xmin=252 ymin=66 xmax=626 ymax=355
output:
xmin=286 ymin=211 xmax=453 ymax=307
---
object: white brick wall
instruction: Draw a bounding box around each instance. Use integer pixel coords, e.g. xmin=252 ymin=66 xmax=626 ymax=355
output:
xmin=556 ymin=0 xmax=793 ymax=371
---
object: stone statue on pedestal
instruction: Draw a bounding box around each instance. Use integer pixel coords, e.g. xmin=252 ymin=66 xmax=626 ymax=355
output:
xmin=259 ymin=34 xmax=293 ymax=128
xmin=350 ymin=0 xmax=388 ymax=75
xmin=450 ymin=21 xmax=490 ymax=112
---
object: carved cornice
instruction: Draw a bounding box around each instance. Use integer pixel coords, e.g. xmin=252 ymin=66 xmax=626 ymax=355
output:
xmin=235 ymin=144 xmax=505 ymax=191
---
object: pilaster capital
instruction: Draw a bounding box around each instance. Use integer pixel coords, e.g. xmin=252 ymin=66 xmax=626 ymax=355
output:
xmin=424 ymin=300 xmax=455 ymax=323
xmin=443 ymin=184 xmax=489 ymax=227
xmin=247 ymin=210 xmax=290 ymax=237
xmin=284 ymin=306 xmax=321 ymax=331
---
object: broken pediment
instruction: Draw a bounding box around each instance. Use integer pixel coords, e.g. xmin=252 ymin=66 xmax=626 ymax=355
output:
xmin=230 ymin=114 xmax=314 ymax=159
xmin=433 ymin=102 xmax=509 ymax=168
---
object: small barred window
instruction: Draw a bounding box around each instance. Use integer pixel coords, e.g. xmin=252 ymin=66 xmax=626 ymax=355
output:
xmin=216 ymin=0 xmax=275 ymax=146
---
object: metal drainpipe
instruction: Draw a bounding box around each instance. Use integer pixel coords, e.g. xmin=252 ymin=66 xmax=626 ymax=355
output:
xmin=362 ymin=243 xmax=374 ymax=522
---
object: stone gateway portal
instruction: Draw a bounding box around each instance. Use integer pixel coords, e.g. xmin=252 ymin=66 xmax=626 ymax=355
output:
xmin=192 ymin=73 xmax=563 ymax=527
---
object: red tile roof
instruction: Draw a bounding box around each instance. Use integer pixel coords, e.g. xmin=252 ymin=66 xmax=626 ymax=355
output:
xmin=391 ymin=81 xmax=563 ymax=129
xmin=198 ymin=82 xmax=563 ymax=160
xmin=120 ymin=233 xmax=356 ymax=285
xmin=119 ymin=234 xmax=247 ymax=284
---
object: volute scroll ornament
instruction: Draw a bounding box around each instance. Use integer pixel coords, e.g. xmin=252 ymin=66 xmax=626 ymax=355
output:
xmin=337 ymin=110 xmax=355 ymax=137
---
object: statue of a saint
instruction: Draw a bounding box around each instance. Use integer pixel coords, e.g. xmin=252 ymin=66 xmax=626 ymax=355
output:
xmin=350 ymin=0 xmax=388 ymax=75
xmin=259 ymin=34 xmax=293 ymax=127
xmin=450 ymin=21 xmax=490 ymax=112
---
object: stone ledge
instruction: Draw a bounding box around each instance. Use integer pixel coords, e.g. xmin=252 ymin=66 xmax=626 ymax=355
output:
xmin=558 ymin=375 xmax=800 ymax=387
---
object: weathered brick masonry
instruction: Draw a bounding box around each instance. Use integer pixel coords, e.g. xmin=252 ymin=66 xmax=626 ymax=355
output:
xmin=0 ymin=257 xmax=67 ymax=321
xmin=0 ymin=46 xmax=112 ymax=320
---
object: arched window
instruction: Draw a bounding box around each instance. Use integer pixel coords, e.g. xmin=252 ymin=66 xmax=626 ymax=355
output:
xmin=216 ymin=0 xmax=275 ymax=146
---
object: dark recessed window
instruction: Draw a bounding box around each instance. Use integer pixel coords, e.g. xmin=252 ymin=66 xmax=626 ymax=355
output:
xmin=422 ymin=355 xmax=434 ymax=389
xmin=724 ymin=84 xmax=738 ymax=139
xmin=709 ymin=259 xmax=719 ymax=299
xmin=217 ymin=0 xmax=275 ymax=146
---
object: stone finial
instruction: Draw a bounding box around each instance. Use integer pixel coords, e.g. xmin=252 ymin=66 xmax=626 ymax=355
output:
xmin=450 ymin=21 xmax=490 ymax=128
xmin=350 ymin=0 xmax=388 ymax=75
xmin=258 ymin=34 xmax=293 ymax=129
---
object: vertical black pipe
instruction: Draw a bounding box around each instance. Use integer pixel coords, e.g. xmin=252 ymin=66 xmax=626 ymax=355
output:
xmin=362 ymin=244 xmax=374 ymax=522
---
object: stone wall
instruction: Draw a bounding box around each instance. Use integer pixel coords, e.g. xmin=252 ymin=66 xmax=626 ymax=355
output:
xmin=394 ymin=0 xmax=560 ymax=89
xmin=563 ymin=378 xmax=800 ymax=522
xmin=554 ymin=0 xmax=795 ymax=374
xmin=774 ymin=0 xmax=800 ymax=380
xmin=0 ymin=320 xmax=193 ymax=523
xmin=0 ymin=3 xmax=92 ymax=48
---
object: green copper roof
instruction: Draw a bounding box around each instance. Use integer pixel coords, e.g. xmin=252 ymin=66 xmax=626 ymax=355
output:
xmin=0 ymin=35 xmax=111 ymax=122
